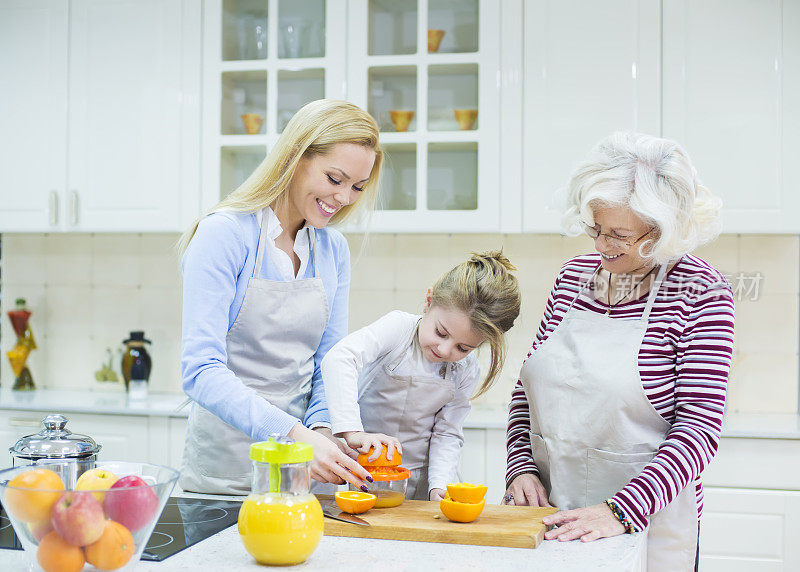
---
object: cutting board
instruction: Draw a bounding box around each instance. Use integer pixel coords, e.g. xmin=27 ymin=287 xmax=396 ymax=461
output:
xmin=319 ymin=496 xmax=558 ymax=549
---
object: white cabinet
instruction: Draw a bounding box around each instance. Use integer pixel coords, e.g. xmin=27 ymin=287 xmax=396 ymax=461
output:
xmin=662 ymin=0 xmax=800 ymax=233
xmin=522 ymin=0 xmax=661 ymax=233
xmin=0 ymin=0 xmax=201 ymax=233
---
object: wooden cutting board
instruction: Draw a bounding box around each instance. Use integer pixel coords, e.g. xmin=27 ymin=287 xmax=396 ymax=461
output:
xmin=319 ymin=496 xmax=558 ymax=549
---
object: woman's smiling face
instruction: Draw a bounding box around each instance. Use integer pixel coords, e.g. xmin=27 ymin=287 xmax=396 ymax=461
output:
xmin=590 ymin=204 xmax=657 ymax=274
xmin=282 ymin=143 xmax=376 ymax=230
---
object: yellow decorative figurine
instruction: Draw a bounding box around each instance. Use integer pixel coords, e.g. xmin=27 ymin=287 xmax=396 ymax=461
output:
xmin=7 ymin=298 xmax=36 ymax=390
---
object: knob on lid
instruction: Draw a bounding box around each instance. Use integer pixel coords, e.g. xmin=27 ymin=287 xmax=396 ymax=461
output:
xmin=10 ymin=414 xmax=101 ymax=459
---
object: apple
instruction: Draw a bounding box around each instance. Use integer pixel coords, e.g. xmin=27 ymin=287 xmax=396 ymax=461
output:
xmin=49 ymin=491 xmax=106 ymax=546
xmin=76 ymin=468 xmax=119 ymax=502
xmin=27 ymin=518 xmax=53 ymax=542
xmin=102 ymin=475 xmax=158 ymax=533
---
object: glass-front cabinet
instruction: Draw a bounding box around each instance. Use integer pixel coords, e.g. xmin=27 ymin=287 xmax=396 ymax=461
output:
xmin=202 ymin=0 xmax=500 ymax=231
xmin=347 ymin=0 xmax=500 ymax=232
xmin=202 ymin=0 xmax=346 ymax=206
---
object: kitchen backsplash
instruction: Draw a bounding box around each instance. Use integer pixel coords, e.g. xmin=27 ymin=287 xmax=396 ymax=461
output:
xmin=1 ymin=233 xmax=797 ymax=414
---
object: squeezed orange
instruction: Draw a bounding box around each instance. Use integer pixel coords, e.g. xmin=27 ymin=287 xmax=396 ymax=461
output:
xmin=238 ymin=493 xmax=323 ymax=565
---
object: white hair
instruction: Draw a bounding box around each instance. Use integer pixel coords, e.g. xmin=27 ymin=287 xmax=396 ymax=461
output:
xmin=561 ymin=132 xmax=722 ymax=265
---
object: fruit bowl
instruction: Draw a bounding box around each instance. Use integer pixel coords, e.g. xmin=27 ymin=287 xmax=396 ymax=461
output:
xmin=0 ymin=461 xmax=179 ymax=571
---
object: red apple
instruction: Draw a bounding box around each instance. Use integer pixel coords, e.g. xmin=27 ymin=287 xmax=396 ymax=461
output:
xmin=49 ymin=491 xmax=105 ymax=546
xmin=102 ymin=475 xmax=158 ymax=533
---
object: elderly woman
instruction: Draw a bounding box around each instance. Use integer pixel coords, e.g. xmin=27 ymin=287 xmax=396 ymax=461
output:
xmin=503 ymin=132 xmax=734 ymax=570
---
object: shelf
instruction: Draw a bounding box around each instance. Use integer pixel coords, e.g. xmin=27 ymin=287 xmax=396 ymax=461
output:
xmin=379 ymin=143 xmax=417 ymax=211
xmin=369 ymin=66 xmax=418 ymax=132
xmin=277 ymin=68 xmax=325 ymax=131
xmin=278 ymin=0 xmax=325 ymax=59
xmin=428 ymin=63 xmax=478 ymax=131
xmin=220 ymin=146 xmax=267 ymax=200
xmin=428 ymin=0 xmax=479 ymax=54
xmin=221 ymin=70 xmax=267 ymax=135
xmin=369 ymin=0 xmax=418 ymax=56
xmin=222 ymin=0 xmax=268 ymax=61
xmin=428 ymin=142 xmax=478 ymax=210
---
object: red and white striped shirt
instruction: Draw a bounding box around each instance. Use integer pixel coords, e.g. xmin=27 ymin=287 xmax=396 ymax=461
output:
xmin=506 ymin=253 xmax=735 ymax=531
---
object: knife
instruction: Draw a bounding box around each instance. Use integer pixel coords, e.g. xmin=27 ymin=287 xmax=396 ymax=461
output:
xmin=318 ymin=500 xmax=370 ymax=526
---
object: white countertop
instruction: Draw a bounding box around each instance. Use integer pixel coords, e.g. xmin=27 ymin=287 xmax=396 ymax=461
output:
xmin=2 ymin=388 xmax=799 ymax=440
xmin=0 ymin=388 xmax=190 ymax=418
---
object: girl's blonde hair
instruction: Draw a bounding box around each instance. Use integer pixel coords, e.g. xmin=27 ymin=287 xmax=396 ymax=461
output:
xmin=561 ymin=131 xmax=722 ymax=265
xmin=178 ymin=99 xmax=383 ymax=255
xmin=429 ymin=250 xmax=521 ymax=399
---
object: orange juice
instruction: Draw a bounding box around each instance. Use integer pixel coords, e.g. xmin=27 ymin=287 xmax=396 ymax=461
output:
xmin=238 ymin=493 xmax=323 ymax=565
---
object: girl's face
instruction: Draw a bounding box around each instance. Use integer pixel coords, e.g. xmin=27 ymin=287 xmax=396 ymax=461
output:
xmin=417 ymin=304 xmax=484 ymax=363
xmin=589 ymin=205 xmax=656 ymax=274
xmin=281 ymin=143 xmax=376 ymax=230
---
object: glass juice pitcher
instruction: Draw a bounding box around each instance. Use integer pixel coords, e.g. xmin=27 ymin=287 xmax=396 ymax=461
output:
xmin=238 ymin=436 xmax=324 ymax=566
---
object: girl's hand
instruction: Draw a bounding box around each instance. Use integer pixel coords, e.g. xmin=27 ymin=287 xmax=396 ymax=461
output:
xmin=542 ymin=503 xmax=626 ymax=542
xmin=313 ymin=426 xmax=358 ymax=459
xmin=341 ymin=431 xmax=403 ymax=463
xmin=501 ymin=473 xmax=552 ymax=507
xmin=288 ymin=424 xmax=373 ymax=490
xmin=429 ymin=488 xmax=446 ymax=501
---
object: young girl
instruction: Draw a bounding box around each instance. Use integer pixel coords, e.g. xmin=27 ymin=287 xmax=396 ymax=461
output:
xmin=322 ymin=251 xmax=521 ymax=501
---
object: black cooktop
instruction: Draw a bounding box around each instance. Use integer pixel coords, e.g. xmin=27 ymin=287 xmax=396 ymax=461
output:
xmin=0 ymin=496 xmax=242 ymax=561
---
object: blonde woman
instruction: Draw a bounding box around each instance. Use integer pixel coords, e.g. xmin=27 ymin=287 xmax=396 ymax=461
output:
xmin=504 ymin=132 xmax=734 ymax=571
xmin=178 ymin=100 xmax=383 ymax=495
xmin=322 ymin=251 xmax=521 ymax=500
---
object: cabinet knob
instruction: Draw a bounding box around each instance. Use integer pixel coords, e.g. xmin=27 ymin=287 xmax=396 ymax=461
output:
xmin=49 ymin=190 xmax=59 ymax=226
xmin=70 ymin=190 xmax=79 ymax=226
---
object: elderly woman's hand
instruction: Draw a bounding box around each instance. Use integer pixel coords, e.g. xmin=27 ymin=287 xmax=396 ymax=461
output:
xmin=501 ymin=473 xmax=552 ymax=507
xmin=542 ymin=503 xmax=626 ymax=542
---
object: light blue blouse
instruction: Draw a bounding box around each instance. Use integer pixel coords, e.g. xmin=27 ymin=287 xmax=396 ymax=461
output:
xmin=181 ymin=210 xmax=350 ymax=440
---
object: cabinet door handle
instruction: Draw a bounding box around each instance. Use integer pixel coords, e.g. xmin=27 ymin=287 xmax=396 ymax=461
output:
xmin=49 ymin=190 xmax=59 ymax=226
xmin=70 ymin=190 xmax=79 ymax=226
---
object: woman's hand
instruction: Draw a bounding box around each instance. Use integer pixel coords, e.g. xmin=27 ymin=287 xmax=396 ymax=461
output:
xmin=542 ymin=503 xmax=626 ymax=542
xmin=501 ymin=473 xmax=552 ymax=507
xmin=288 ymin=424 xmax=373 ymax=490
xmin=313 ymin=426 xmax=358 ymax=459
xmin=429 ymin=488 xmax=446 ymax=501
xmin=341 ymin=431 xmax=402 ymax=463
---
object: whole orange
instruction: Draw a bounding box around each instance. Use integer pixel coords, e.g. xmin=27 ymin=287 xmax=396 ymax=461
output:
xmin=5 ymin=468 xmax=65 ymax=522
xmin=85 ymin=520 xmax=135 ymax=570
xmin=37 ymin=530 xmax=85 ymax=572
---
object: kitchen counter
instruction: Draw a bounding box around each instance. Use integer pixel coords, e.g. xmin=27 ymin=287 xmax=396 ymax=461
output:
xmin=1 ymin=516 xmax=647 ymax=572
xmin=0 ymin=387 xmax=190 ymax=418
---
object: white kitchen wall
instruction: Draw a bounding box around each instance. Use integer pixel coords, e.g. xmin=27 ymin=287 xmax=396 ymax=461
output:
xmin=1 ymin=232 xmax=797 ymax=414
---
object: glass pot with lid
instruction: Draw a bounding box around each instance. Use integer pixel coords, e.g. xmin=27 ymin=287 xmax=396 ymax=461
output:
xmin=9 ymin=414 xmax=101 ymax=488
xmin=237 ymin=436 xmax=323 ymax=566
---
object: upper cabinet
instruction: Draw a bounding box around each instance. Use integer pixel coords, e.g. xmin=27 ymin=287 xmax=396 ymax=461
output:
xmin=201 ymin=0 xmax=347 ymax=209
xmin=522 ymin=0 xmax=661 ymax=233
xmin=662 ymin=0 xmax=800 ymax=233
xmin=344 ymin=0 xmax=501 ymax=232
xmin=0 ymin=0 xmax=201 ymax=233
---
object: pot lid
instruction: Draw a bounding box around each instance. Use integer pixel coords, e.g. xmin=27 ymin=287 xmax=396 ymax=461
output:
xmin=10 ymin=414 xmax=101 ymax=459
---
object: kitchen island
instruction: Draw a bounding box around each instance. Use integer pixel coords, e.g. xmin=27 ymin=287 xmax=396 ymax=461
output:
xmin=3 ymin=518 xmax=647 ymax=571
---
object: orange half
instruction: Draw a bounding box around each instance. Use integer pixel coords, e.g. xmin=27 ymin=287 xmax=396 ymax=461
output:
xmin=446 ymin=482 xmax=488 ymax=504
xmin=335 ymin=491 xmax=376 ymax=514
xmin=356 ymin=445 xmax=401 ymax=467
xmin=440 ymin=497 xmax=485 ymax=523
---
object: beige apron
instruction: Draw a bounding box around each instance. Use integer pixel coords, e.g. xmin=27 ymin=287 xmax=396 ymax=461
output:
xmin=520 ymin=264 xmax=698 ymax=571
xmin=180 ymin=211 xmax=330 ymax=495
xmin=358 ymin=325 xmax=457 ymax=500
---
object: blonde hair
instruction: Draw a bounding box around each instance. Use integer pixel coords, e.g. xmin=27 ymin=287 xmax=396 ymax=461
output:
xmin=429 ymin=250 xmax=521 ymax=399
xmin=561 ymin=131 xmax=722 ymax=265
xmin=178 ymin=99 xmax=383 ymax=255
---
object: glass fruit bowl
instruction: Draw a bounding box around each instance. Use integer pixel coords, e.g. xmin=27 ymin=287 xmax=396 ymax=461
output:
xmin=0 ymin=461 xmax=179 ymax=571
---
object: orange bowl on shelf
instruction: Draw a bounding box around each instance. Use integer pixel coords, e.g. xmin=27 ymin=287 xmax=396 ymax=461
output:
xmin=453 ymin=109 xmax=478 ymax=130
xmin=335 ymin=491 xmax=376 ymax=514
xmin=446 ymin=482 xmax=488 ymax=504
xmin=428 ymin=29 xmax=445 ymax=53
xmin=440 ymin=497 xmax=485 ymax=523
xmin=388 ymin=110 xmax=415 ymax=132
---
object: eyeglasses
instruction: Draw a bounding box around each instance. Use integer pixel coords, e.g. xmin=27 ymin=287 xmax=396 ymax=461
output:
xmin=581 ymin=221 xmax=655 ymax=250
